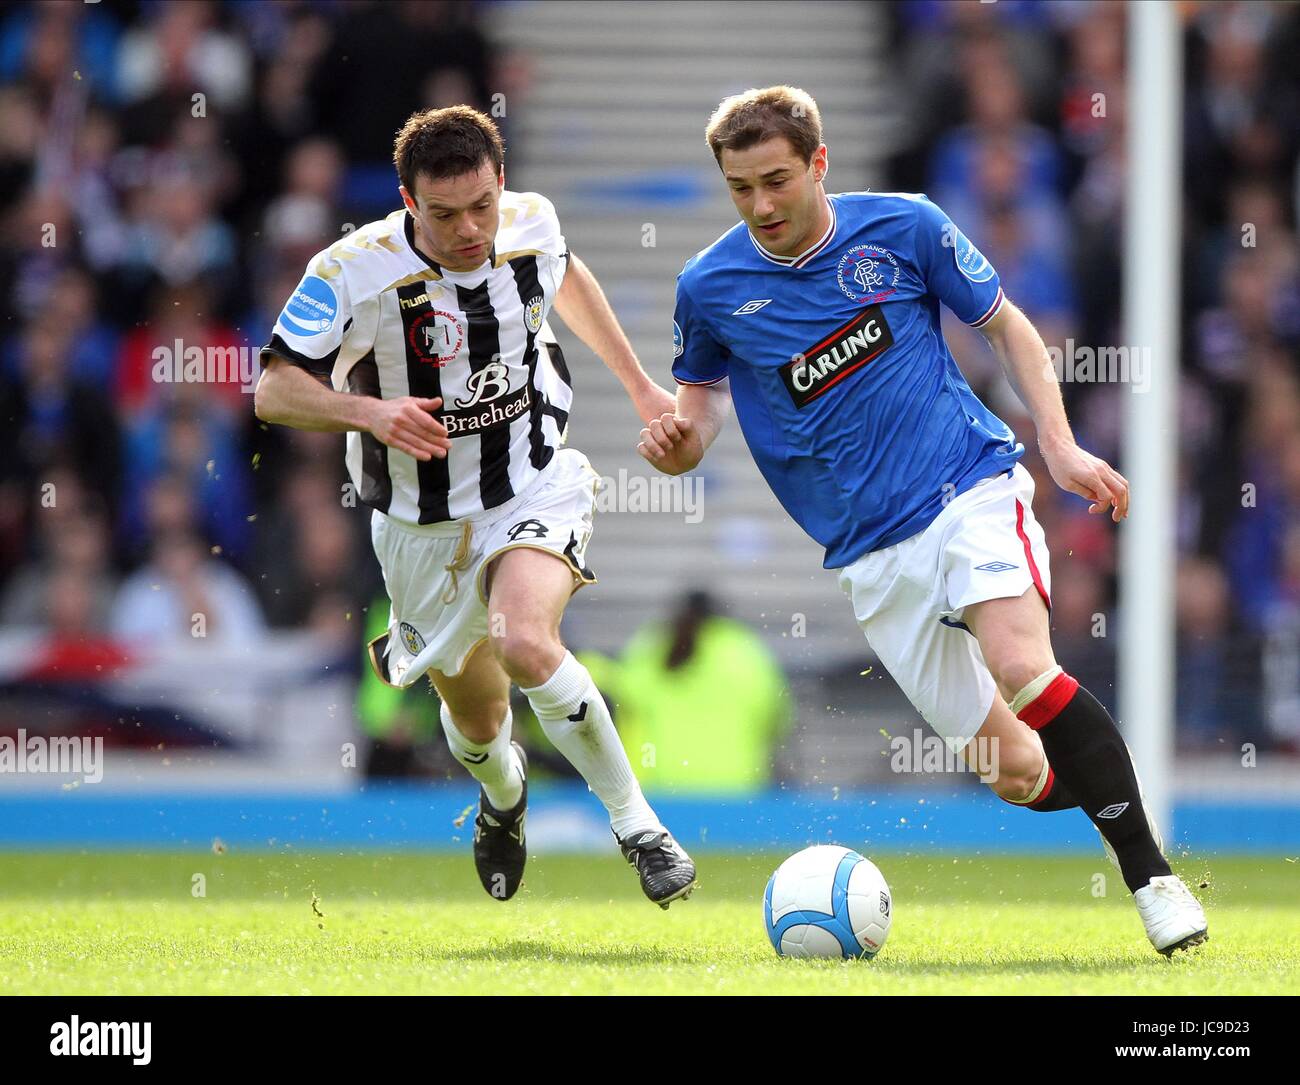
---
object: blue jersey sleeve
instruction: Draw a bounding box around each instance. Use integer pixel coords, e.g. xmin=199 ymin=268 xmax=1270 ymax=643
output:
xmin=671 ymin=279 xmax=729 ymax=385
xmin=913 ymin=197 xmax=1005 ymax=329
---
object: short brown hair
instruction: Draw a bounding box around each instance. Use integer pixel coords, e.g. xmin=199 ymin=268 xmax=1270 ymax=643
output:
xmin=705 ymin=86 xmax=822 ymax=167
xmin=393 ymin=105 xmax=505 ymax=192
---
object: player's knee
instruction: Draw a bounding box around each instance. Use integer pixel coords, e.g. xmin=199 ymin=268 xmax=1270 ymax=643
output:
xmin=443 ymin=698 xmax=509 ymax=743
xmin=490 ymin=622 xmax=562 ymax=687
xmin=986 ymin=743 xmax=1044 ymax=801
xmin=988 ymin=652 xmax=1055 ymax=704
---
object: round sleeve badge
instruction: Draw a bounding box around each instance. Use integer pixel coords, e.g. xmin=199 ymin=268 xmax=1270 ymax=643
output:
xmin=952 ymin=229 xmax=995 ymax=284
xmin=672 ymin=320 xmax=684 ymax=358
xmin=280 ymin=275 xmax=339 ymax=337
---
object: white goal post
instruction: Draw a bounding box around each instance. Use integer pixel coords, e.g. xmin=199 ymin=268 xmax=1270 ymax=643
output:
xmin=1119 ymin=0 xmax=1183 ymax=837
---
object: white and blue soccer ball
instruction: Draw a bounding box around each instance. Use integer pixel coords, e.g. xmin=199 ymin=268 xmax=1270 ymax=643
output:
xmin=763 ymin=845 xmax=892 ymax=959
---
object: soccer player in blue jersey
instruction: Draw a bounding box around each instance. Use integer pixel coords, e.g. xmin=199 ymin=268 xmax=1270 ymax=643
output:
xmin=639 ymin=86 xmax=1206 ymax=956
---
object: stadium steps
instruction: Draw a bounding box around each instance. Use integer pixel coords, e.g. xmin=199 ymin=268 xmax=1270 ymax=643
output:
xmin=486 ymin=2 xmax=910 ymax=770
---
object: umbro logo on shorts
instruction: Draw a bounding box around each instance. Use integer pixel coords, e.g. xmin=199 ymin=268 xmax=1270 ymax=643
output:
xmin=1097 ymin=802 xmax=1130 ymax=819
xmin=975 ymin=561 xmax=1019 ymax=572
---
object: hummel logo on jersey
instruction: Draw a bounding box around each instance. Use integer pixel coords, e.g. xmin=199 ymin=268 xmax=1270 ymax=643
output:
xmin=733 ymin=299 xmax=772 ymax=316
xmin=975 ymin=561 xmax=1019 ymax=573
xmin=506 ymin=519 xmax=548 ymax=541
xmin=1097 ymin=802 xmax=1130 ymax=819
xmin=780 ymin=304 xmax=894 ymax=408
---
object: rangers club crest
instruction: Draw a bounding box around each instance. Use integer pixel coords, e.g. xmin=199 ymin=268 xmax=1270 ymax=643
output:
xmin=524 ymin=295 xmax=544 ymax=333
xmin=836 ymin=244 xmax=901 ymax=304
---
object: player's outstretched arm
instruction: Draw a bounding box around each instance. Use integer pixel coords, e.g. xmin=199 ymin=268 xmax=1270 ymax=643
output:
xmin=638 ymin=382 xmax=730 ymax=476
xmin=552 ymin=252 xmax=676 ymax=423
xmin=254 ymin=356 xmax=450 ymax=461
xmin=979 ymin=301 xmax=1129 ymax=521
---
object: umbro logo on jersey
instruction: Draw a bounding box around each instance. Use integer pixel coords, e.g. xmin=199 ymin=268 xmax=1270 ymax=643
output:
xmin=1097 ymin=802 xmax=1130 ymax=819
xmin=975 ymin=561 xmax=1019 ymax=573
xmin=780 ymin=304 xmax=894 ymax=408
xmin=733 ymin=299 xmax=772 ymax=316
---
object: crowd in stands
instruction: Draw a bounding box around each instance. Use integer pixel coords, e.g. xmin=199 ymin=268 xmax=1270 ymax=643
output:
xmin=1 ymin=0 xmax=1296 ymax=755
xmin=888 ymin=1 xmax=1300 ymax=750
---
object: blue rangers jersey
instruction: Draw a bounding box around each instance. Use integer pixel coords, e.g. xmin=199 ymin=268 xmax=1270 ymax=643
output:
xmin=672 ymin=191 xmax=1024 ymax=568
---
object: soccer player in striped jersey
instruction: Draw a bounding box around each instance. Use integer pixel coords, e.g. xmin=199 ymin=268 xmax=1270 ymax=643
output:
xmin=255 ymin=106 xmax=696 ymax=908
xmin=640 ymin=86 xmax=1206 ymax=953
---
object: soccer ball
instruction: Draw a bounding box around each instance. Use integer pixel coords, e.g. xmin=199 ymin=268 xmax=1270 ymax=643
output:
xmin=763 ymin=845 xmax=892 ymax=959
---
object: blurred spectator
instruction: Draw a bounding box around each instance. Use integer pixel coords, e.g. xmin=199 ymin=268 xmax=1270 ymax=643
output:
xmin=1174 ymin=556 xmax=1267 ymax=750
xmin=1227 ymin=432 xmax=1300 ymax=633
xmin=118 ymin=171 xmax=238 ymax=295
xmin=119 ymin=401 xmax=254 ymax=564
xmin=0 ymin=317 xmax=122 ymax=509
xmin=0 ymin=86 xmax=41 ymax=216
xmin=116 ymin=0 xmax=251 ymax=142
xmin=597 ymin=592 xmax=792 ymax=793
xmin=1 ymin=267 xmax=120 ymax=387
xmin=255 ymin=487 xmax=362 ymax=626
xmin=113 ymin=280 xmax=247 ymax=418
xmin=1 ymin=507 xmax=115 ymax=631
xmin=0 ymin=1 xmax=120 ymax=107
xmin=111 ymin=532 xmax=265 ymax=645
xmin=260 ymin=137 xmax=344 ymax=256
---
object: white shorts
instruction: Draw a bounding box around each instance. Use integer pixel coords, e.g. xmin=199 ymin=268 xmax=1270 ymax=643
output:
xmin=369 ymin=448 xmax=600 ymax=686
xmin=837 ymin=463 xmax=1052 ymax=752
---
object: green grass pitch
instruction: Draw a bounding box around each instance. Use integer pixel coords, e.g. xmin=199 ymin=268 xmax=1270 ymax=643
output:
xmin=0 ymin=851 xmax=1296 ymax=995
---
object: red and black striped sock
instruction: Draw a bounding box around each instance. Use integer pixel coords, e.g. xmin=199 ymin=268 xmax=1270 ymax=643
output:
xmin=1015 ymin=670 xmax=1171 ymax=893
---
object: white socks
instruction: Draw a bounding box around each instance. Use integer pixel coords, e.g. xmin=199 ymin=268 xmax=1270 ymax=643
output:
xmin=439 ymin=702 xmax=524 ymax=812
xmin=521 ymin=651 xmax=660 ymax=840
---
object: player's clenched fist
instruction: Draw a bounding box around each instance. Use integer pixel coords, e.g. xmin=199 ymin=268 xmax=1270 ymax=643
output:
xmin=638 ymin=412 xmax=703 ymax=476
xmin=367 ymin=396 xmax=451 ymax=461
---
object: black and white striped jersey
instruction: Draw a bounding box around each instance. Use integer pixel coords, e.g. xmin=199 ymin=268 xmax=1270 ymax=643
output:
xmin=260 ymin=190 xmax=575 ymax=525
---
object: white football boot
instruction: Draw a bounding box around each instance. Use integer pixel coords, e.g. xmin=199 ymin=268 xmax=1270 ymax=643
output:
xmin=1134 ymin=874 xmax=1209 ymax=956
